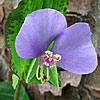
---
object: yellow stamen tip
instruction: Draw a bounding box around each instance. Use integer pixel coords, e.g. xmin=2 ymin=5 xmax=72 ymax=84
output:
xmin=45 ymin=51 xmax=53 ymax=57
xmin=46 ymin=76 xmax=50 ymax=81
xmin=53 ymin=59 xmax=56 ymax=62
xmin=49 ymin=58 xmax=52 ymax=61
xmin=42 ymin=74 xmax=45 ymax=76
xmin=39 ymin=76 xmax=44 ymax=79
xmin=53 ymin=54 xmax=61 ymax=61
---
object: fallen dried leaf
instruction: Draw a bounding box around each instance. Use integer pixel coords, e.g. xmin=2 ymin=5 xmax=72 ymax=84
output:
xmin=38 ymin=71 xmax=82 ymax=96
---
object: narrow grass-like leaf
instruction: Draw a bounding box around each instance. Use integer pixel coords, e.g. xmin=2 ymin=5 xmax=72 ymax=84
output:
xmin=49 ymin=65 xmax=59 ymax=88
xmin=28 ymin=75 xmax=42 ymax=84
xmin=44 ymin=64 xmax=59 ymax=88
xmin=26 ymin=58 xmax=39 ymax=83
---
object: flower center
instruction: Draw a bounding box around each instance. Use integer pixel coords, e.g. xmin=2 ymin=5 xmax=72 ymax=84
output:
xmin=36 ymin=50 xmax=61 ymax=82
xmin=39 ymin=51 xmax=61 ymax=67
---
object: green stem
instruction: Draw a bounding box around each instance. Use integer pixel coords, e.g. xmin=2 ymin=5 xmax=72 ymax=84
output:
xmin=14 ymin=80 xmax=22 ymax=100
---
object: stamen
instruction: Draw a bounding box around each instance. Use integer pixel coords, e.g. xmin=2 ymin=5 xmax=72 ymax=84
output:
xmin=39 ymin=75 xmax=44 ymax=79
xmin=44 ymin=61 xmax=49 ymax=66
xmin=40 ymin=66 xmax=43 ymax=75
xmin=46 ymin=76 xmax=50 ymax=81
xmin=42 ymin=74 xmax=45 ymax=76
xmin=49 ymin=57 xmax=52 ymax=61
xmin=41 ymin=79 xmax=45 ymax=83
xmin=46 ymin=67 xmax=50 ymax=81
xmin=53 ymin=54 xmax=61 ymax=61
xmin=45 ymin=51 xmax=53 ymax=57
xmin=47 ymin=67 xmax=49 ymax=77
xmin=36 ymin=65 xmax=40 ymax=79
xmin=37 ymin=50 xmax=61 ymax=82
xmin=39 ymin=73 xmax=45 ymax=83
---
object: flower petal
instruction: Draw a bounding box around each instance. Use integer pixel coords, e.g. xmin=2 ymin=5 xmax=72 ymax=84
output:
xmin=52 ymin=23 xmax=97 ymax=74
xmin=15 ymin=9 xmax=67 ymax=58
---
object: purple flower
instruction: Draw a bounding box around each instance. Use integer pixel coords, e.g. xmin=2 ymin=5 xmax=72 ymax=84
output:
xmin=15 ymin=9 xmax=97 ymax=82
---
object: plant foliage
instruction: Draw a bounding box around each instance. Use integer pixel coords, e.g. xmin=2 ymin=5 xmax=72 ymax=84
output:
xmin=5 ymin=0 xmax=68 ymax=87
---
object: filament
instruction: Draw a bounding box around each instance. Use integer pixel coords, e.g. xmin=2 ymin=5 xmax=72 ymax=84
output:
xmin=36 ymin=65 xmax=40 ymax=79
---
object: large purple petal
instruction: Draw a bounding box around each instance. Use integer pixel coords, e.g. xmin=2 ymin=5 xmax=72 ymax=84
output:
xmin=15 ymin=9 xmax=67 ymax=58
xmin=52 ymin=23 xmax=97 ymax=74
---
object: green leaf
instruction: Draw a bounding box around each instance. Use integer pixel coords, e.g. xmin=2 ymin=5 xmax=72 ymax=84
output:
xmin=0 ymin=82 xmax=29 ymax=100
xmin=42 ymin=0 xmax=68 ymax=15
xmin=5 ymin=0 xmax=68 ymax=82
xmin=47 ymin=41 xmax=55 ymax=50
xmin=58 ymin=77 xmax=62 ymax=87
xmin=49 ymin=65 xmax=59 ymax=88
xmin=12 ymin=74 xmax=19 ymax=89
xmin=25 ymin=58 xmax=39 ymax=83
xmin=28 ymin=75 xmax=42 ymax=84
xmin=5 ymin=0 xmax=43 ymax=79
xmin=57 ymin=65 xmax=65 ymax=73
xmin=44 ymin=64 xmax=59 ymax=88
xmin=43 ymin=0 xmax=53 ymax=8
